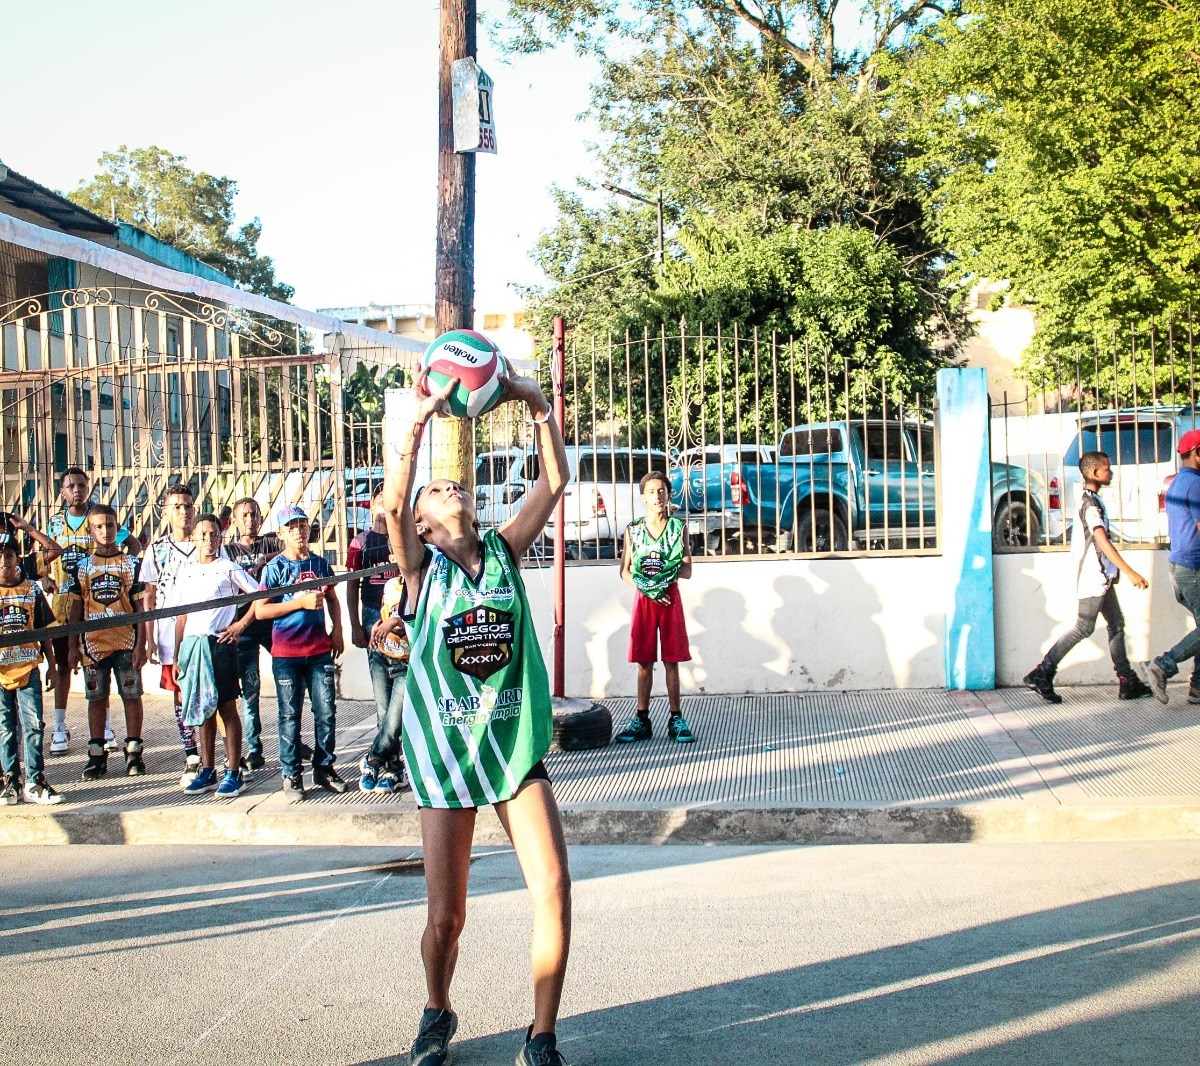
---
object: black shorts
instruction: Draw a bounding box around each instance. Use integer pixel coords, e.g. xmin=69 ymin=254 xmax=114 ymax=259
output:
xmin=210 ymin=638 xmax=241 ymax=705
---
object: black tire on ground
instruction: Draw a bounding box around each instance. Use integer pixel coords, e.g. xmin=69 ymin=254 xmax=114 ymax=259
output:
xmin=792 ymin=508 xmax=850 ymax=553
xmin=993 ymin=498 xmax=1042 ymax=548
xmin=551 ymin=700 xmax=613 ymax=752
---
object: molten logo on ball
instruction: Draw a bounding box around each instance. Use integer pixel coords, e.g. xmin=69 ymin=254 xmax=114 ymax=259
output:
xmin=421 ymin=329 xmax=507 ymax=419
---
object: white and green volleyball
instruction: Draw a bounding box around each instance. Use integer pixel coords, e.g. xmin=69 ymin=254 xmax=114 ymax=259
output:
xmin=420 ymin=329 xmax=507 ymax=419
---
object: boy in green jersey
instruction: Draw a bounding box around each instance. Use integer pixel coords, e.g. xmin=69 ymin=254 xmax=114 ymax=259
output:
xmin=384 ymin=367 xmax=573 ymax=1066
xmin=617 ymin=470 xmax=695 ymax=743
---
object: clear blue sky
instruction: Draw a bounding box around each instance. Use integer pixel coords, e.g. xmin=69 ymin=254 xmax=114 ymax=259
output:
xmin=3 ymin=0 xmax=597 ymax=312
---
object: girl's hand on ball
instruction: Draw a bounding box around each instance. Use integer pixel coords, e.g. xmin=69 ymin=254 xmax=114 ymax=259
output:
xmin=416 ymin=369 xmax=459 ymax=421
xmin=498 ymin=371 xmax=543 ymax=409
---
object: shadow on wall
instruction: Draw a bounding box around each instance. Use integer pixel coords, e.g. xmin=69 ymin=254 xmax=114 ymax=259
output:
xmin=596 ymin=558 xmax=945 ymax=696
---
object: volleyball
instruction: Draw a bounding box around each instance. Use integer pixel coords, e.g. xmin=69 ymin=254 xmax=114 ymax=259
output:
xmin=420 ymin=329 xmax=507 ymax=419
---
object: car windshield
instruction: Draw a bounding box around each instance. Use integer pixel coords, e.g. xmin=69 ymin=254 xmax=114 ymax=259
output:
xmin=476 ymin=455 xmax=516 ymax=484
xmin=1065 ymin=422 xmax=1174 ymax=465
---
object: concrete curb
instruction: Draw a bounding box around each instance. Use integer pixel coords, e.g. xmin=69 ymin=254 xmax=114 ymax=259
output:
xmin=3 ymin=802 xmax=1199 ymax=848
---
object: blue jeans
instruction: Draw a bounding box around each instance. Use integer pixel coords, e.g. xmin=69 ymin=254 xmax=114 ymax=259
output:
xmin=0 ymin=669 xmax=45 ymax=780
xmin=237 ymin=636 xmax=263 ymax=761
xmin=361 ymin=605 xmax=405 ymax=772
xmin=367 ymin=651 xmax=406 ymax=772
xmin=1042 ymin=586 xmax=1130 ymax=677
xmin=1158 ymin=562 xmax=1200 ymax=685
xmin=273 ymin=652 xmax=336 ymax=778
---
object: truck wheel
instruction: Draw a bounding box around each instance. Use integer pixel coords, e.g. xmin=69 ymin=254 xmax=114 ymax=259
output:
xmin=993 ymin=498 xmax=1042 ymax=548
xmin=792 ymin=510 xmax=849 ymax=553
xmin=706 ymin=529 xmax=740 ymax=555
xmin=551 ymin=700 xmax=612 ymax=752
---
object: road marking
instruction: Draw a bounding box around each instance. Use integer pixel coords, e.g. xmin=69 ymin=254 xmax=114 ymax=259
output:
xmin=174 ymin=870 xmax=393 ymax=1060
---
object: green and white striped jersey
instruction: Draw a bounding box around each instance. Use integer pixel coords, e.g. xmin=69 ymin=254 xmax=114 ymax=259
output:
xmin=402 ymin=528 xmax=552 ymax=808
xmin=627 ymin=515 xmax=686 ymax=600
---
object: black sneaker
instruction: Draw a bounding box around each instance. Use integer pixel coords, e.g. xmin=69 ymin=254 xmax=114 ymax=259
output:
xmin=1135 ymin=660 xmax=1170 ymax=705
xmin=1188 ymin=684 xmax=1200 ymax=706
xmin=667 ymin=715 xmax=696 ymax=743
xmin=81 ymin=740 xmax=108 ymax=780
xmin=516 ymin=1030 xmax=567 ymax=1066
xmin=615 ymin=715 xmax=652 ymax=742
xmin=312 ymin=766 xmax=348 ymax=794
xmin=245 ymin=751 xmax=266 ymax=771
xmin=410 ymin=1007 xmax=457 ymax=1066
xmin=282 ymin=774 xmax=306 ymax=803
xmin=1022 ymin=667 xmax=1062 ymax=704
xmin=1117 ymin=674 xmax=1152 ymax=701
xmin=124 ymin=737 xmax=146 ymax=776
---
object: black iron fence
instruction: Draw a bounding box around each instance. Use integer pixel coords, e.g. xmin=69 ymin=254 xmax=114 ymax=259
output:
xmin=989 ymin=319 xmax=1198 ymax=550
xmin=472 ymin=322 xmax=944 ymax=560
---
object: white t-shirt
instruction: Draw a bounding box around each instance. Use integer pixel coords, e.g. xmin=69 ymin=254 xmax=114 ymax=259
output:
xmin=1073 ymin=491 xmax=1118 ymax=599
xmin=142 ymin=537 xmax=199 ymax=663
xmin=175 ymin=558 xmax=261 ymax=640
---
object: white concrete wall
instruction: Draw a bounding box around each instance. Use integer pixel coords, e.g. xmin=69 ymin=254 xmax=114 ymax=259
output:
xmin=88 ymin=549 xmax=1198 ymax=707
xmin=506 ymin=556 xmax=949 ymax=697
xmin=994 ymin=547 xmax=1185 ymax=686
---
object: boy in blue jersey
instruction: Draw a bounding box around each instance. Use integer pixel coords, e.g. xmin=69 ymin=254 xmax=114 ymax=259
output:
xmin=258 ymin=505 xmax=345 ymax=801
xmin=1138 ymin=429 xmax=1200 ymax=704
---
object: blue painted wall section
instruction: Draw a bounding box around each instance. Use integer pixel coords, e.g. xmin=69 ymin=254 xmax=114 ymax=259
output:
xmin=938 ymin=367 xmax=996 ymax=689
xmin=117 ymin=223 xmax=235 ymax=285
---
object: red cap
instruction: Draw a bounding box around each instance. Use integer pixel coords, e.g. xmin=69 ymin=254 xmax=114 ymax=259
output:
xmin=1179 ymin=429 xmax=1200 ymax=456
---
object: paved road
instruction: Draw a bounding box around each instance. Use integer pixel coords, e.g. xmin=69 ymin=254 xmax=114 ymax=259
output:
xmin=3 ymin=842 xmax=1199 ymax=1064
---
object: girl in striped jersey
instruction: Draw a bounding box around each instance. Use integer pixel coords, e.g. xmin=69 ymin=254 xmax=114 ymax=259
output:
xmin=384 ymin=369 xmax=572 ymax=1066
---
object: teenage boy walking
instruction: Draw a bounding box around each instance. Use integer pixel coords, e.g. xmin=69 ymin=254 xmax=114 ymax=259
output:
xmin=1138 ymin=429 xmax=1200 ymax=704
xmin=173 ymin=514 xmax=262 ymax=798
xmin=66 ymin=505 xmax=148 ymax=780
xmin=44 ymin=466 xmax=140 ymax=754
xmin=141 ymin=484 xmax=201 ymax=784
xmin=222 ymin=497 xmax=281 ymax=770
xmin=616 ymin=470 xmax=697 ymax=743
xmin=0 ymin=519 xmax=63 ymax=805
xmin=258 ymin=505 xmax=345 ymax=801
xmin=1024 ymin=450 xmax=1152 ymax=704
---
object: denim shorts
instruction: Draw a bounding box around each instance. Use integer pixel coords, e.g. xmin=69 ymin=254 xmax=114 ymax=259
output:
xmin=84 ymin=649 xmax=143 ymax=702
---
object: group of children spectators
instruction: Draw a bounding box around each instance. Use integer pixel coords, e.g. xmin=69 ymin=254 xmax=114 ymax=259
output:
xmin=0 ymin=468 xmax=411 ymax=806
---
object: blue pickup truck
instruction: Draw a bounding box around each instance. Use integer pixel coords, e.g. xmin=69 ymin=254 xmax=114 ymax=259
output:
xmin=671 ymin=420 xmax=1045 ymax=553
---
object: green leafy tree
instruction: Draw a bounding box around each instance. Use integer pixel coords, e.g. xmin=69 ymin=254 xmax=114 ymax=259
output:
xmin=889 ymin=0 xmax=1200 ymax=395
xmin=69 ymin=146 xmax=294 ymax=302
xmin=506 ymin=1 xmax=961 ymax=438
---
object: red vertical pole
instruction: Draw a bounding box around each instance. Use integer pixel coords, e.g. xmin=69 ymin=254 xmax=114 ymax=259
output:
xmin=552 ymin=316 xmax=567 ymax=698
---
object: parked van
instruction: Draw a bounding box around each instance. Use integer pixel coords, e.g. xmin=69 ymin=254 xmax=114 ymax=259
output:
xmin=1059 ymin=409 xmax=1198 ymax=543
xmin=543 ymin=446 xmax=670 ymax=556
xmin=474 ymin=447 xmax=529 ymax=527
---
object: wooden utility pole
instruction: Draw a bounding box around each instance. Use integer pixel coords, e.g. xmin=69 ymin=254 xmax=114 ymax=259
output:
xmin=433 ymin=0 xmax=475 ymax=489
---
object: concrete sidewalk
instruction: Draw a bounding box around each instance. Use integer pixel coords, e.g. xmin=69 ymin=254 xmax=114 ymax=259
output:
xmin=3 ymin=685 xmax=1199 ymax=846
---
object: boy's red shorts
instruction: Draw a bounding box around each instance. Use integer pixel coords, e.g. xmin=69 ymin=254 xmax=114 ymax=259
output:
xmin=160 ymin=664 xmax=180 ymax=693
xmin=628 ymin=587 xmax=691 ymax=664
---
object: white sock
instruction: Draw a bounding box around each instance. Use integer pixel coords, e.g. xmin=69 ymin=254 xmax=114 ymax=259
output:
xmin=53 ymin=707 xmax=67 ymax=731
xmin=105 ymin=710 xmax=113 ymax=734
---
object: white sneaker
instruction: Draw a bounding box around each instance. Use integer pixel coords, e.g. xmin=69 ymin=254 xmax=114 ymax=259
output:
xmin=50 ymin=727 xmax=70 ymax=755
xmin=179 ymin=753 xmax=202 ymax=789
xmin=22 ymin=776 xmax=64 ymax=806
xmin=104 ymin=725 xmax=119 ymax=752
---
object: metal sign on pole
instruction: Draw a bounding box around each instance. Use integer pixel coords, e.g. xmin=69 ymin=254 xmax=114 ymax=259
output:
xmin=451 ymin=58 xmax=497 ymax=154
